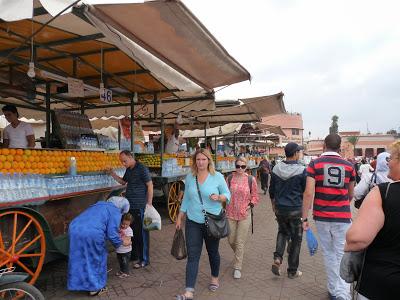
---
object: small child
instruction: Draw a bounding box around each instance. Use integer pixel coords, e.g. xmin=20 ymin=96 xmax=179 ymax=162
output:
xmin=116 ymin=213 xmax=133 ymax=278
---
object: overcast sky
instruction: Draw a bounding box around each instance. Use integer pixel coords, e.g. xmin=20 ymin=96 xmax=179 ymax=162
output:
xmin=182 ymin=0 xmax=400 ymax=138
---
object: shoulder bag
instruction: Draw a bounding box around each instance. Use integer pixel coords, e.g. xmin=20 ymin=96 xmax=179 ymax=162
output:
xmin=195 ymin=176 xmax=230 ymax=239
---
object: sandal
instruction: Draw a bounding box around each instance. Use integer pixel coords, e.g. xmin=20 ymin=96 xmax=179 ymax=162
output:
xmin=115 ymin=271 xmax=123 ymax=276
xmin=208 ymin=283 xmax=219 ymax=292
xmin=175 ymin=294 xmax=193 ymax=300
xmin=133 ymin=261 xmax=148 ymax=269
xmin=89 ymin=286 xmax=108 ymax=296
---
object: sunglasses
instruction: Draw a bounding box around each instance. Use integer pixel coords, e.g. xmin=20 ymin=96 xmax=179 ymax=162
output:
xmin=235 ymin=165 xmax=247 ymax=169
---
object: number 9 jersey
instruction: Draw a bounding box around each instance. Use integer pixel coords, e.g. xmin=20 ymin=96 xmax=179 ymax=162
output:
xmin=306 ymin=152 xmax=356 ymax=223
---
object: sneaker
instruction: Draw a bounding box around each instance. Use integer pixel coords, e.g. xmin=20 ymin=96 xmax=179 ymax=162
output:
xmin=271 ymin=258 xmax=281 ymax=276
xmin=118 ymin=273 xmax=130 ymax=279
xmin=288 ymin=270 xmax=302 ymax=279
xmin=233 ymin=269 xmax=241 ymax=279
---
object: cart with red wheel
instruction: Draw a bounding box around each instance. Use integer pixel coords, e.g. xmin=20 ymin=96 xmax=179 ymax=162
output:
xmin=0 ymin=167 xmax=125 ymax=285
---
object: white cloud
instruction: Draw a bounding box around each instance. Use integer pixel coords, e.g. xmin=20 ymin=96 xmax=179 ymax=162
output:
xmin=183 ymin=0 xmax=400 ymax=137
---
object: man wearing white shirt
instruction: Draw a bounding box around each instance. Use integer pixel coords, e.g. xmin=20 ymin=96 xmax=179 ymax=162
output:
xmin=165 ymin=122 xmax=180 ymax=154
xmin=2 ymin=104 xmax=35 ymax=148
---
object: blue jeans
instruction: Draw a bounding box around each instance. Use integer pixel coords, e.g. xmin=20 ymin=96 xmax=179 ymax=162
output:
xmin=185 ymin=218 xmax=220 ymax=292
xmin=316 ymin=221 xmax=351 ymax=300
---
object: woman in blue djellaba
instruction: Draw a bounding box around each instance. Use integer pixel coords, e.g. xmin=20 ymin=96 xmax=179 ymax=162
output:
xmin=67 ymin=196 xmax=130 ymax=296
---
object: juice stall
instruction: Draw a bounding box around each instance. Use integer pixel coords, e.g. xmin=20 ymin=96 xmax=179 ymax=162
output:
xmin=0 ymin=0 xmax=252 ymax=284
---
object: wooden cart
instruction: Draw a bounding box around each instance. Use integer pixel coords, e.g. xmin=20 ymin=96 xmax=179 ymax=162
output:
xmin=152 ymin=174 xmax=186 ymax=223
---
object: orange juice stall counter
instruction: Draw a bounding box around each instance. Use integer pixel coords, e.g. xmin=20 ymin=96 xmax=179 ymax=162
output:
xmin=0 ymin=148 xmax=121 ymax=175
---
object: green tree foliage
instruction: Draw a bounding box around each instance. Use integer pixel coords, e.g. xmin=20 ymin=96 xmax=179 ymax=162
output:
xmin=347 ymin=135 xmax=359 ymax=156
xmin=387 ymin=129 xmax=398 ymax=135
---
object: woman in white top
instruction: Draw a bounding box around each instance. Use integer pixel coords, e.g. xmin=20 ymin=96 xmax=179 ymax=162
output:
xmin=354 ymin=152 xmax=392 ymax=208
xmin=2 ymin=104 xmax=35 ymax=148
xmin=358 ymin=158 xmax=373 ymax=177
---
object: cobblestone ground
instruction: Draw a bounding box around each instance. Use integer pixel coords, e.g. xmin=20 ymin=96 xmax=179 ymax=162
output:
xmin=37 ymin=187 xmax=330 ymax=300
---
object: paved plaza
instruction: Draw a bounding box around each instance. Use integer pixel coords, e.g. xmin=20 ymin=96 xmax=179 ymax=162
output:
xmin=37 ymin=188 xmax=330 ymax=300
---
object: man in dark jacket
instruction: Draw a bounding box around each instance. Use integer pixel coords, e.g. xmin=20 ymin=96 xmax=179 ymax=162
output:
xmin=269 ymin=142 xmax=306 ymax=279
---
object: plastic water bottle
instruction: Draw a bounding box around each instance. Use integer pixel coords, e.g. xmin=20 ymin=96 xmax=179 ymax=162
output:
xmin=69 ymin=157 xmax=77 ymax=176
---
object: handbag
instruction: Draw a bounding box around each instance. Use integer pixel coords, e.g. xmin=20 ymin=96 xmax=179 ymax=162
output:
xmin=195 ymin=176 xmax=230 ymax=239
xmin=171 ymin=229 xmax=187 ymax=260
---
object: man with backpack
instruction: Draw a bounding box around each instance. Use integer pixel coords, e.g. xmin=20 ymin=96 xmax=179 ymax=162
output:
xmin=269 ymin=142 xmax=306 ymax=278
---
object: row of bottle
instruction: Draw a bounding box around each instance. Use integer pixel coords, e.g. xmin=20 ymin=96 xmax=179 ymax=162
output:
xmin=98 ymin=135 xmax=119 ymax=150
xmin=216 ymin=160 xmax=236 ymax=170
xmin=0 ymin=168 xmax=125 ymax=203
xmin=79 ymin=136 xmax=99 ymax=149
xmin=161 ymin=158 xmax=189 ymax=177
xmin=0 ymin=173 xmax=48 ymax=202
xmin=47 ymin=174 xmax=117 ymax=195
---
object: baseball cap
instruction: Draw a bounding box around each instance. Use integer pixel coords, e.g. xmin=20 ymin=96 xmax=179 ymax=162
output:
xmin=285 ymin=142 xmax=304 ymax=157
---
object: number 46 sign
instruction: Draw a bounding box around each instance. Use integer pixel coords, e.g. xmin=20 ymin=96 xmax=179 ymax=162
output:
xmin=100 ymin=87 xmax=112 ymax=104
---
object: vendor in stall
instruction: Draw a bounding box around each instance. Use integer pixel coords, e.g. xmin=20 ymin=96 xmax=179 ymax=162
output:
xmin=165 ymin=121 xmax=180 ymax=153
xmin=1 ymin=105 xmax=35 ymax=148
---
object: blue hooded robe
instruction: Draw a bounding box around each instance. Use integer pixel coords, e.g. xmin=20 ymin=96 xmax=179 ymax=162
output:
xmin=67 ymin=201 xmax=123 ymax=291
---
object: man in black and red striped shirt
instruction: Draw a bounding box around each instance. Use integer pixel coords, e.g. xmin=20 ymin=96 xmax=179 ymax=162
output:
xmin=302 ymin=134 xmax=355 ymax=300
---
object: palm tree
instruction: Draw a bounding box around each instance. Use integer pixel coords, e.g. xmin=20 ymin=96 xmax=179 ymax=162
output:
xmin=347 ymin=136 xmax=359 ymax=156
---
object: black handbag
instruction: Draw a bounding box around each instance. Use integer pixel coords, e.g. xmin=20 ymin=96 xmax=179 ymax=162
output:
xmin=171 ymin=229 xmax=187 ymax=260
xmin=195 ymin=176 xmax=230 ymax=239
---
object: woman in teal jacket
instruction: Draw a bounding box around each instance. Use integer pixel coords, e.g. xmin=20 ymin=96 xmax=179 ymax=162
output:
xmin=175 ymin=149 xmax=230 ymax=300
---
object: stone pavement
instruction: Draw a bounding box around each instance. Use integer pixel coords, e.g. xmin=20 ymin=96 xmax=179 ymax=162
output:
xmin=37 ymin=188 xmax=330 ymax=300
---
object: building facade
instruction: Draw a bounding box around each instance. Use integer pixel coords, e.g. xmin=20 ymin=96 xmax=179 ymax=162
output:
xmin=340 ymin=131 xmax=396 ymax=158
xmin=304 ymin=132 xmax=397 ymax=158
xmin=263 ymin=113 xmax=304 ymax=145
xmin=262 ymin=113 xmax=304 ymax=157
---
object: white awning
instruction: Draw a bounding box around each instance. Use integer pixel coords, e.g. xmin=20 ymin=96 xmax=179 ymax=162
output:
xmin=181 ymin=123 xmax=243 ymax=138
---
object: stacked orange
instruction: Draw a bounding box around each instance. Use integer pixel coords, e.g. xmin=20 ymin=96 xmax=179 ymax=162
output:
xmin=0 ymin=149 xmax=121 ymax=175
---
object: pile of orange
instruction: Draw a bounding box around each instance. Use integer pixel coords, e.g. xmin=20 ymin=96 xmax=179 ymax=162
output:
xmin=0 ymin=149 xmax=121 ymax=175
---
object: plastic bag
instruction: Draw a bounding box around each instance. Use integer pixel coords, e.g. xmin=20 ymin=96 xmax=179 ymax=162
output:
xmin=143 ymin=204 xmax=161 ymax=231
xmin=306 ymin=229 xmax=318 ymax=256
xmin=171 ymin=229 xmax=187 ymax=260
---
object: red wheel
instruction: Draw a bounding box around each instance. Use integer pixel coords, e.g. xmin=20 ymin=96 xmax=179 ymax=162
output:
xmin=167 ymin=181 xmax=184 ymax=223
xmin=0 ymin=211 xmax=46 ymax=284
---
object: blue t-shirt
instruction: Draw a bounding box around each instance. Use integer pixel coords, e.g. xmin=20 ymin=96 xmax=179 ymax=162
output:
xmin=123 ymin=162 xmax=151 ymax=209
xmin=180 ymin=172 xmax=231 ymax=224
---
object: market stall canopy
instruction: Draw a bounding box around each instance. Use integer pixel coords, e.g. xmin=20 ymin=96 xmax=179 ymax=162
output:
xmin=187 ymin=92 xmax=286 ymax=126
xmin=0 ymin=0 xmax=250 ymax=121
xmin=89 ymin=92 xmax=286 ymax=130
xmin=255 ymin=123 xmax=286 ymax=136
xmin=84 ymin=0 xmax=251 ymax=90
xmin=181 ymin=123 xmax=243 ymax=138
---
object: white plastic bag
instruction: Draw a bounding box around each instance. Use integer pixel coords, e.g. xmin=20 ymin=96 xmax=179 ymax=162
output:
xmin=143 ymin=204 xmax=161 ymax=231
